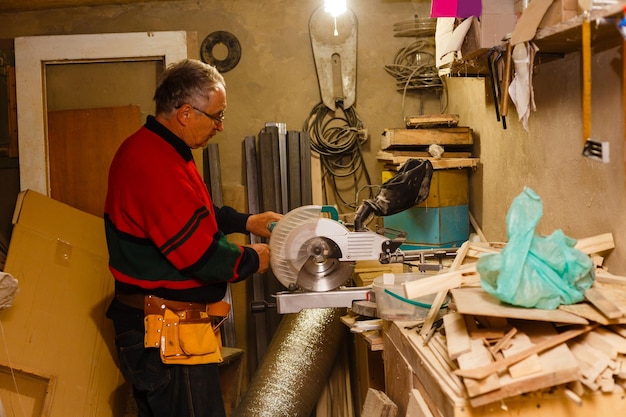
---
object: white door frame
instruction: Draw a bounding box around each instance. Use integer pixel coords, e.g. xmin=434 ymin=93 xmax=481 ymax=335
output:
xmin=14 ymin=31 xmax=190 ymax=195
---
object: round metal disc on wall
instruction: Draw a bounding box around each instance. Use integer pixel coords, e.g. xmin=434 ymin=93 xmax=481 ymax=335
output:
xmin=200 ymin=31 xmax=242 ymax=73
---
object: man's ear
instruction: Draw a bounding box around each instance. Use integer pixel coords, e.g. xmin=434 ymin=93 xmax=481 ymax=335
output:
xmin=177 ymin=104 xmax=191 ymax=125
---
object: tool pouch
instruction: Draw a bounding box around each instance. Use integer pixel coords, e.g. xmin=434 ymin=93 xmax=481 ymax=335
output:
xmin=143 ymin=295 xmax=230 ymax=365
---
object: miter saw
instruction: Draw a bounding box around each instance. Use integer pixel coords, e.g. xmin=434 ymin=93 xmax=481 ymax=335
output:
xmin=270 ymin=158 xmax=451 ymax=313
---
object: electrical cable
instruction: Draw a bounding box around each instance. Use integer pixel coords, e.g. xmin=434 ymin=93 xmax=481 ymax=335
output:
xmin=385 ymin=20 xmax=449 ymax=117
xmin=303 ymin=102 xmax=373 ymax=213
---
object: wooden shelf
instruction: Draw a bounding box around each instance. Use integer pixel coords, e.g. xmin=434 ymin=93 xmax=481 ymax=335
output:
xmin=451 ymin=3 xmax=625 ymax=76
xmin=534 ymin=4 xmax=624 ymax=55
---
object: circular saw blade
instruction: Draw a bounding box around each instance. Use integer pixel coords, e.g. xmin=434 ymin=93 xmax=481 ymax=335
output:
xmin=269 ymin=205 xmax=354 ymax=292
xmin=296 ymin=236 xmax=354 ymax=292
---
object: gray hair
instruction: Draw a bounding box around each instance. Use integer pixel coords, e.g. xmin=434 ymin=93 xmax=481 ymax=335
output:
xmin=153 ymin=59 xmax=225 ymax=115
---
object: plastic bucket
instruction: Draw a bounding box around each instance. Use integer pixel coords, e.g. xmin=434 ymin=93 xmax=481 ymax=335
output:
xmin=372 ymin=273 xmax=438 ymax=321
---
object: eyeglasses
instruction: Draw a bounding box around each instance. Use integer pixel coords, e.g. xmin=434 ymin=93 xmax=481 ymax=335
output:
xmin=192 ymin=106 xmax=225 ymax=125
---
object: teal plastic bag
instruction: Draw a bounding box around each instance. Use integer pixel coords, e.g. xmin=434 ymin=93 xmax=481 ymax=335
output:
xmin=477 ymin=188 xmax=594 ymax=309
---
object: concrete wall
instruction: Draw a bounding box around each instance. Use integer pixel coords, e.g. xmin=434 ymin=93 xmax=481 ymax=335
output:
xmin=1 ymin=0 xmax=625 ymax=275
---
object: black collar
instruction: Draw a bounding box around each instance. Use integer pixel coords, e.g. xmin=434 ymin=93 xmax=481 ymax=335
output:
xmin=145 ymin=115 xmax=193 ymax=162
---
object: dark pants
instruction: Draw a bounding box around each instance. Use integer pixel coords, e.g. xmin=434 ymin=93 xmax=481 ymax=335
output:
xmin=107 ymin=298 xmax=226 ymax=417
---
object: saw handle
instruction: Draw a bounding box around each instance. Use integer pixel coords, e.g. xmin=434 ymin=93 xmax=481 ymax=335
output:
xmin=268 ymin=205 xmax=339 ymax=232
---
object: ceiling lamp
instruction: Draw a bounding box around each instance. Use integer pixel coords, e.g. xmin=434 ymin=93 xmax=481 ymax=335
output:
xmin=324 ymin=0 xmax=347 ymax=36
xmin=324 ymin=0 xmax=347 ymax=17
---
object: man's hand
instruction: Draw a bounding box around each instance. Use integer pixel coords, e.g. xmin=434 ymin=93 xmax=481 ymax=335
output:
xmin=246 ymin=211 xmax=283 ymax=238
xmin=249 ymin=243 xmax=271 ymax=273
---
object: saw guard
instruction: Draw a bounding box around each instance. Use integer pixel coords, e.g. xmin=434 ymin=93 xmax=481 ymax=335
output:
xmin=270 ymin=205 xmax=389 ymax=291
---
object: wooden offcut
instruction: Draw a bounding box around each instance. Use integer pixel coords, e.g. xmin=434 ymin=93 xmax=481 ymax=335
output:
xmin=381 ymin=128 xmax=473 ymax=150
xmin=360 ymin=388 xmax=398 ymax=417
xmin=405 ymin=114 xmax=459 ymax=128
xmin=377 ymin=150 xmax=479 ymax=170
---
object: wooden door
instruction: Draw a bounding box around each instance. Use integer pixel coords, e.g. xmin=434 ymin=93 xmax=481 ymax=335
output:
xmin=47 ymin=105 xmax=141 ymax=217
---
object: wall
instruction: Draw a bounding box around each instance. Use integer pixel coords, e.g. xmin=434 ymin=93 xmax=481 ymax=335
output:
xmin=447 ymin=43 xmax=626 ymax=274
xmin=1 ymin=3 xmax=624 ymax=274
xmin=0 ymin=0 xmax=437 ymax=196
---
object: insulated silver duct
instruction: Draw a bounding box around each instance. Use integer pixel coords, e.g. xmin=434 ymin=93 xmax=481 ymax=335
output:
xmin=234 ymin=308 xmax=346 ymax=417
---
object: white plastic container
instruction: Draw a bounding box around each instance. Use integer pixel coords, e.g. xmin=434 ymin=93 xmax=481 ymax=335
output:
xmin=372 ymin=273 xmax=438 ymax=321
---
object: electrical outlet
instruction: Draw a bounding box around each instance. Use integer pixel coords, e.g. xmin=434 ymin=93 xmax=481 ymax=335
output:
xmin=582 ymin=139 xmax=609 ymax=163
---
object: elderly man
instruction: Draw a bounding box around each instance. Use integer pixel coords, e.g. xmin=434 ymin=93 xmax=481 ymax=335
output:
xmin=104 ymin=59 xmax=280 ymax=417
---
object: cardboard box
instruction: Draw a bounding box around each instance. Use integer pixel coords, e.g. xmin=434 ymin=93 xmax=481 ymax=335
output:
xmin=480 ymin=0 xmax=517 ymax=48
xmin=539 ymin=0 xmax=579 ymax=27
xmin=2 ymin=190 xmax=124 ymax=416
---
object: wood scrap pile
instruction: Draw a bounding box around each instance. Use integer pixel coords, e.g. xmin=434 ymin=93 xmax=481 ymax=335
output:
xmin=399 ymin=232 xmax=626 ymax=408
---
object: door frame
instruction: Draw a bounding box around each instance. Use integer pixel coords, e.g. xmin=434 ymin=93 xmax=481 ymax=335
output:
xmin=14 ymin=31 xmax=191 ymax=195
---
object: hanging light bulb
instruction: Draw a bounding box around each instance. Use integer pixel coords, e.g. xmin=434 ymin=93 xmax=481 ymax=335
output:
xmin=324 ymin=0 xmax=346 ymax=17
xmin=324 ymin=0 xmax=346 ymax=36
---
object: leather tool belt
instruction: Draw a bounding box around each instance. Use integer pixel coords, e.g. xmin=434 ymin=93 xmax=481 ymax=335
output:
xmin=143 ymin=294 xmax=230 ymax=365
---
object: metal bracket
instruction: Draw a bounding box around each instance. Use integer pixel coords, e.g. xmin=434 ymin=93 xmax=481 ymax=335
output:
xmin=274 ymin=287 xmax=370 ymax=314
xmin=309 ymin=6 xmax=358 ymax=110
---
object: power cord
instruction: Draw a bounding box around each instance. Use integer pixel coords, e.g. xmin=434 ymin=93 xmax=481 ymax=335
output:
xmin=303 ymin=103 xmax=374 ymax=213
xmin=384 ymin=31 xmax=447 ymax=118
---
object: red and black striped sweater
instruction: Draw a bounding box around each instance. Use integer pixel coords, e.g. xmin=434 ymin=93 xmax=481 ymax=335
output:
xmin=104 ymin=116 xmax=259 ymax=303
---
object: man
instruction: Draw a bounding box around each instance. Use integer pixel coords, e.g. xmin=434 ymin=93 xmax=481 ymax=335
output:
xmin=104 ymin=59 xmax=281 ymax=417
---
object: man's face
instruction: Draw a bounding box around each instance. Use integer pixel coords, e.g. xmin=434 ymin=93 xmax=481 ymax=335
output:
xmin=186 ymin=84 xmax=227 ymax=149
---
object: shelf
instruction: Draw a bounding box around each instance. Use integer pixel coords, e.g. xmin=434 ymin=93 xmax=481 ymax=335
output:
xmin=534 ymin=4 xmax=624 ymax=54
xmin=450 ymin=3 xmax=626 ymax=76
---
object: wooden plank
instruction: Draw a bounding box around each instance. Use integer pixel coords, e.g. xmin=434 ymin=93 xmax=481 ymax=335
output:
xmin=594 ymin=282 xmax=626 ymax=315
xmin=451 ymin=287 xmax=589 ymax=325
xmin=587 ymin=327 xmax=626 ymax=355
xmin=559 ymin=302 xmax=626 ymax=325
xmin=574 ymin=233 xmax=615 ymax=254
xmin=443 ymin=312 xmax=471 ymax=360
xmin=467 ymin=321 xmax=582 ymax=407
xmin=405 ymin=114 xmax=459 ymax=128
xmin=405 ymin=388 xmax=435 ymax=417
xmin=456 ymin=338 xmax=501 ymax=397
xmin=419 ymin=241 xmax=472 ymax=340
xmin=377 ymin=151 xmax=479 ymax=170
xmin=454 ymin=324 xmax=596 ymax=380
xmin=595 ymin=269 xmax=626 ymax=285
xmin=585 ymin=287 xmax=623 ymax=319
xmin=503 ymin=333 xmax=543 ymax=379
xmin=403 ymin=264 xmax=479 ymax=300
xmin=405 ymin=330 xmax=467 ymax=399
xmin=361 ymin=388 xmax=398 ymax=417
xmin=420 ymin=242 xmax=470 ymax=343
xmin=381 ymin=128 xmax=473 ymax=149
xmin=568 ymin=338 xmax=612 ymax=381
xmin=380 ymin=150 xmax=473 ymax=159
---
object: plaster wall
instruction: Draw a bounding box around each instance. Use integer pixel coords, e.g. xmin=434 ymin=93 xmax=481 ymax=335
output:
xmin=0 ymin=0 xmax=437 ymax=198
xmin=447 ymin=45 xmax=626 ymax=274
xmin=2 ymin=0 xmax=625 ymax=274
